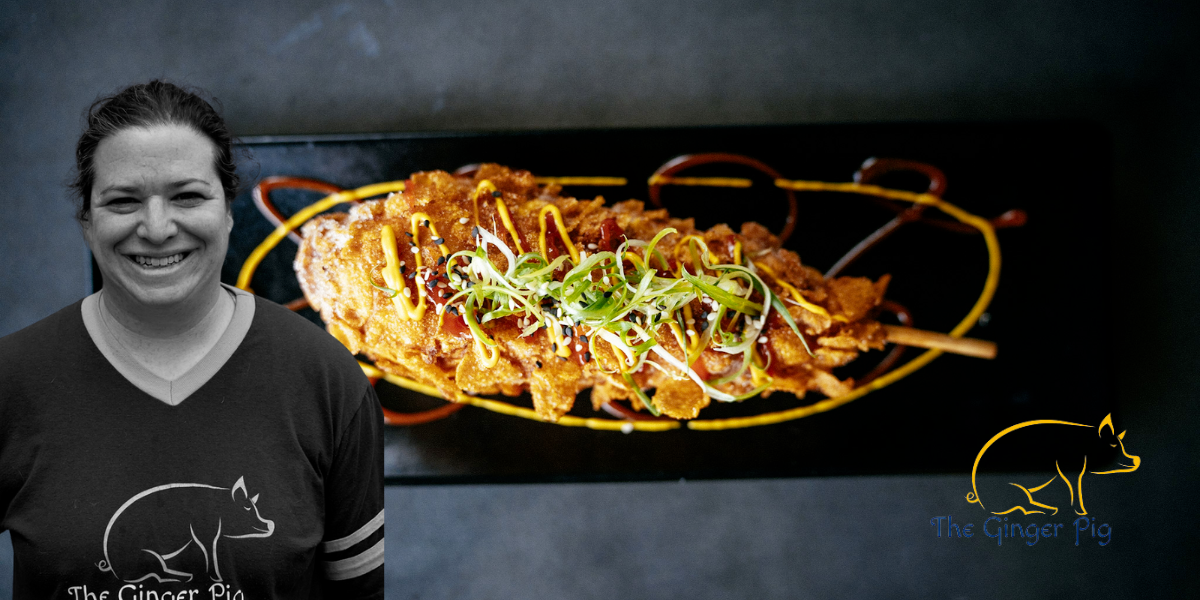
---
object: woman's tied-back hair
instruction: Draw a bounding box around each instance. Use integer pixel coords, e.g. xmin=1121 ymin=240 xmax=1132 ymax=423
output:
xmin=71 ymin=80 xmax=239 ymax=221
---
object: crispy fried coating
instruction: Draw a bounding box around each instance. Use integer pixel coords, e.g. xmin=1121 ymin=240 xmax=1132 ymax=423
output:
xmin=295 ymin=165 xmax=888 ymax=421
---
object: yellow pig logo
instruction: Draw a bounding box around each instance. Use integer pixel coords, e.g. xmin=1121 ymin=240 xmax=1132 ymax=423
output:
xmin=966 ymin=414 xmax=1140 ymax=516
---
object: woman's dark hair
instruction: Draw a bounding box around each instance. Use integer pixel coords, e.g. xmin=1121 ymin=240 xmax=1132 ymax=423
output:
xmin=72 ymin=80 xmax=239 ymax=221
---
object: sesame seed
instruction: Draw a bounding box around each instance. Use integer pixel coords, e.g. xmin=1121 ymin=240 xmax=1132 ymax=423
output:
xmin=536 ymin=360 xmax=542 ymax=368
xmin=402 ymin=288 xmax=412 ymax=298
xmin=686 ymin=318 xmax=695 ymax=325
xmin=459 ymin=217 xmax=470 ymax=224
xmin=415 ymin=276 xmax=425 ymax=285
xmin=492 ymin=190 xmax=501 ymax=197
xmin=442 ymin=292 xmax=452 ymax=299
xmin=621 ymin=422 xmax=634 ymax=434
xmin=583 ymin=351 xmax=592 ymax=362
xmin=410 ymin=247 xmax=420 ymax=254
xmin=574 ymin=344 xmax=583 ymax=352
xmin=437 ymin=256 xmax=446 ymax=266
xmin=433 ymin=237 xmax=445 ymax=245
xmin=707 ymin=313 xmax=717 ymax=321
xmin=422 ymin=219 xmax=430 ymax=227
xmin=758 ymin=336 xmax=768 ymax=344
xmin=587 ymin=243 xmax=598 ymax=250
xmin=405 ymin=232 xmax=413 ymax=238
xmin=686 ymin=329 xmax=696 ymax=336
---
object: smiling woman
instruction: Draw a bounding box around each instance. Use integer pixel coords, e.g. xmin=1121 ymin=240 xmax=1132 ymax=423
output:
xmin=0 ymin=82 xmax=383 ymax=599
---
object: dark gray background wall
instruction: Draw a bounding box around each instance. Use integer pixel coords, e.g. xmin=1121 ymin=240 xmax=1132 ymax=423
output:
xmin=2 ymin=0 xmax=1197 ymax=597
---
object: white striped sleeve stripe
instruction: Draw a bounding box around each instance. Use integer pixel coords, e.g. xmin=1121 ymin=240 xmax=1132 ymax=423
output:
xmin=321 ymin=509 xmax=385 ymax=553
xmin=323 ymin=538 xmax=384 ymax=581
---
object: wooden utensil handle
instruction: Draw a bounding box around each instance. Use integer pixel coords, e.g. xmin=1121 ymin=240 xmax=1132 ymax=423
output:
xmin=882 ymin=324 xmax=997 ymax=359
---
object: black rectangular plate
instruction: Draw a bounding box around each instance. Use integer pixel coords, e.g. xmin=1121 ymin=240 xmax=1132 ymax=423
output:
xmin=218 ymin=122 xmax=1112 ymax=484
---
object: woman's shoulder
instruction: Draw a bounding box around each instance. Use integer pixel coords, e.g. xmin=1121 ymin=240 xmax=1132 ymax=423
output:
xmin=242 ymin=293 xmax=367 ymax=378
xmin=0 ymin=299 xmax=87 ymax=362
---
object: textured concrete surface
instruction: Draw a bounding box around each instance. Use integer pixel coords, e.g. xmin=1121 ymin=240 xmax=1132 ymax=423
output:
xmin=2 ymin=0 xmax=1198 ymax=597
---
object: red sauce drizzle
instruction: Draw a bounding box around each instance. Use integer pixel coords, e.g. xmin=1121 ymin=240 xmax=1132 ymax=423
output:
xmin=598 ymin=217 xmax=624 ymax=251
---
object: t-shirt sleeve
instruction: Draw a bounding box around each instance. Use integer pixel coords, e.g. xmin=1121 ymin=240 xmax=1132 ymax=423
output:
xmin=320 ymin=385 xmax=385 ymax=598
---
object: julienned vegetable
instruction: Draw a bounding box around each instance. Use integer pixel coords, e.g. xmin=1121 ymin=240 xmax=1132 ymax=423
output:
xmin=431 ymin=224 xmax=791 ymax=406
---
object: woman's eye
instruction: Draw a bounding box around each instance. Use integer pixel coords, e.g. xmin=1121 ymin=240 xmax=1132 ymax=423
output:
xmin=104 ymin=197 xmax=139 ymax=210
xmin=174 ymin=192 xmax=207 ymax=204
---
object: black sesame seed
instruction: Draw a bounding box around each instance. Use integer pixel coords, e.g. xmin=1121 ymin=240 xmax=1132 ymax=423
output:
xmin=536 ymin=360 xmax=542 ymax=368
xmin=437 ymin=256 xmax=446 ymax=266
xmin=442 ymin=292 xmax=452 ymax=299
xmin=471 ymin=226 xmax=480 ymax=237
xmin=492 ymin=191 xmax=501 ymax=197
xmin=399 ymin=265 xmax=407 ymax=273
xmin=433 ymin=237 xmax=445 ymax=245
xmin=422 ymin=219 xmax=430 ymax=227
xmin=551 ymin=343 xmax=557 ymax=352
xmin=698 ymin=321 xmax=709 ymax=332
xmin=405 ymin=232 xmax=413 ymax=238
xmin=558 ymin=355 xmax=568 ymax=361
xmin=562 ymin=325 xmax=572 ymax=337
xmin=580 ymin=334 xmax=588 ymax=344
xmin=583 ymin=351 xmax=592 ymax=363
xmin=603 ymin=291 xmax=612 ymax=298
xmin=448 ymin=306 xmax=458 ymax=315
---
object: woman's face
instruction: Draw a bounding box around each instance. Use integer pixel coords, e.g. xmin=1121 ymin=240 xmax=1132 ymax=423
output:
xmin=83 ymin=124 xmax=232 ymax=312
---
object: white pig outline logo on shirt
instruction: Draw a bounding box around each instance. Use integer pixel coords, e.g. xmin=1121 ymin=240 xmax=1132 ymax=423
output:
xmin=96 ymin=476 xmax=275 ymax=583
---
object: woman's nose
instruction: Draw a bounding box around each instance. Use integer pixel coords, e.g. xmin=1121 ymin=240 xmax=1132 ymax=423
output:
xmin=137 ymin=197 xmax=178 ymax=243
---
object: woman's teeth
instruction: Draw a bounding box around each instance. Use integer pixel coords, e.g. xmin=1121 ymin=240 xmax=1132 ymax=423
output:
xmin=134 ymin=253 xmax=185 ymax=268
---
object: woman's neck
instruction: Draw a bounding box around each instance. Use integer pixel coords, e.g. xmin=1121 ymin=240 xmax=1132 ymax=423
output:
xmin=97 ymin=284 xmax=236 ymax=381
xmin=100 ymin=283 xmax=228 ymax=340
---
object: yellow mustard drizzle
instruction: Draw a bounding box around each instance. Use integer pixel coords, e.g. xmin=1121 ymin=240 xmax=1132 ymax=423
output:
xmin=472 ymin=180 xmax=495 ymax=225
xmin=649 ymin=175 xmax=753 ymax=188
xmin=380 ymin=225 xmax=422 ymax=320
xmin=475 ymin=338 xmax=501 ymax=368
xmin=537 ymin=204 xmax=581 ymax=264
xmin=494 ymin=197 xmax=525 ymax=254
xmin=753 ymin=261 xmax=849 ymax=323
xmin=237 ymin=180 xmax=406 ymax=291
xmin=470 ymin=179 xmax=526 ymax=254
xmin=547 ymin=316 xmax=572 ymax=358
xmin=681 ymin=304 xmax=701 ymax=350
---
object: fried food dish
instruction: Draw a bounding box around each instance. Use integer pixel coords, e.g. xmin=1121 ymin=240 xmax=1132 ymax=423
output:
xmin=295 ymin=164 xmax=890 ymax=422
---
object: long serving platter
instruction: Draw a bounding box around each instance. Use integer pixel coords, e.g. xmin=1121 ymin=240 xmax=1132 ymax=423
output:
xmin=199 ymin=122 xmax=1110 ymax=483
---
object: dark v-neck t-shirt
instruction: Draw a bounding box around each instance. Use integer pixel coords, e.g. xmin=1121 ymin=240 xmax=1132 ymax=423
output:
xmin=0 ymin=292 xmax=384 ymax=599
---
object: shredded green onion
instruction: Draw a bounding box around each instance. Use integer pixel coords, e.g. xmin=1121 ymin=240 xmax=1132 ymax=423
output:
xmin=392 ymin=224 xmax=829 ymax=410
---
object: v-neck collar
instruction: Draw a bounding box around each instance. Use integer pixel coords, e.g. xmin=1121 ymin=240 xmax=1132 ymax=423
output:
xmin=80 ymin=284 xmax=256 ymax=406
